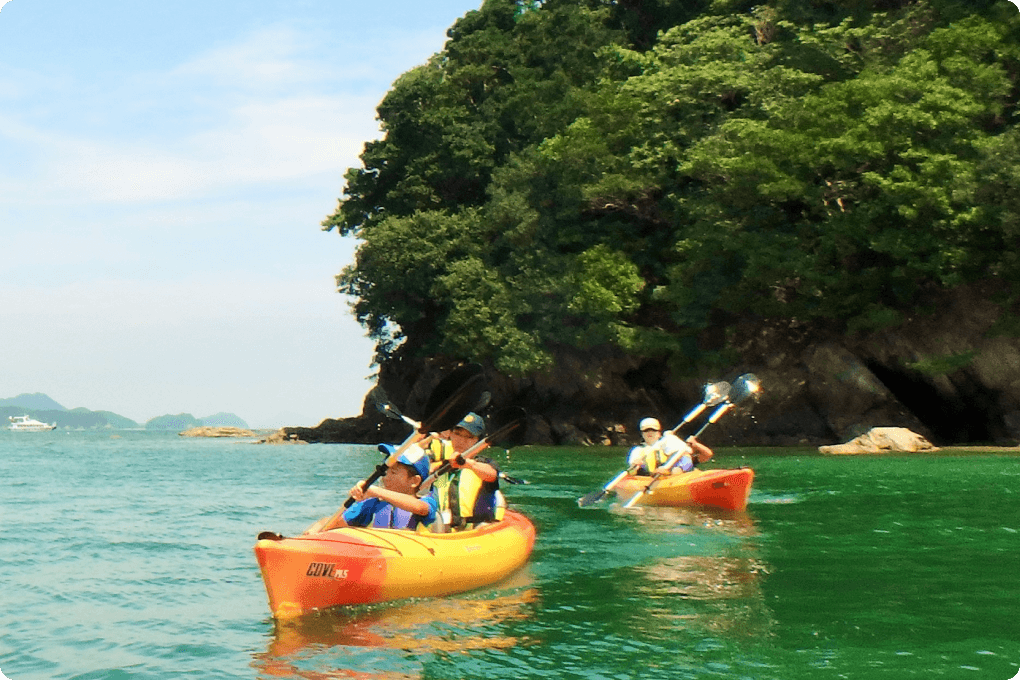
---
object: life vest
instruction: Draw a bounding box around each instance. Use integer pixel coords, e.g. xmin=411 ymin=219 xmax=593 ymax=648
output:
xmin=629 ymin=444 xmax=671 ymax=474
xmin=341 ymin=493 xmax=438 ymax=531
xmin=425 ymin=438 xmax=456 ymax=471
xmin=368 ymin=503 xmax=420 ymax=530
xmin=629 ymin=433 xmax=693 ymax=474
xmin=434 ymin=456 xmax=501 ymax=530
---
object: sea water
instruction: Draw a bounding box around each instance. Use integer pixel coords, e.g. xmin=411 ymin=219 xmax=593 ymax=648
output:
xmin=1 ymin=430 xmax=1018 ymax=679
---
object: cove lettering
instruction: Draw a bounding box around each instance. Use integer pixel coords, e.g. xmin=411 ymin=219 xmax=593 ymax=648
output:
xmin=306 ymin=562 xmax=349 ymax=579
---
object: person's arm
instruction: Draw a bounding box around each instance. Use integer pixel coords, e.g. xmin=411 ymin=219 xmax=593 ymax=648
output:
xmin=654 ymin=433 xmax=694 ymax=473
xmin=688 ymin=437 xmax=714 ymax=464
xmin=352 ymin=480 xmax=432 ymax=516
xmin=451 ymin=455 xmax=498 ymax=482
xmin=627 ymin=446 xmax=645 ymax=472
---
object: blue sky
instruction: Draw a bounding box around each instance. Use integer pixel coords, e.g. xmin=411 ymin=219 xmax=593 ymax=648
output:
xmin=0 ymin=0 xmax=483 ymax=427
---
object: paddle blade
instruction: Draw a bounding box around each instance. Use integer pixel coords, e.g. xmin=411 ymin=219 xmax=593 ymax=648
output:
xmin=730 ymin=373 xmax=762 ymax=405
xmin=420 ymin=363 xmax=486 ymax=434
xmin=370 ymin=386 xmax=407 ymax=422
xmin=577 ymin=489 xmax=609 ymax=507
xmin=473 ymin=390 xmax=493 ymax=413
xmin=577 ymin=469 xmax=632 ymax=507
xmin=703 ymin=381 xmax=731 ymax=407
xmin=486 ymin=406 xmax=527 ymax=448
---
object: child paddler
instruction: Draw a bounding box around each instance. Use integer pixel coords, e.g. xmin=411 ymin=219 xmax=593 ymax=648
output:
xmin=334 ymin=447 xmax=439 ymax=530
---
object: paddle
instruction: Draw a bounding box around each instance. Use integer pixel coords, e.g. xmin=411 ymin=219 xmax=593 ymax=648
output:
xmin=420 ymin=406 xmax=527 ymax=490
xmin=341 ymin=363 xmax=486 ymax=509
xmin=372 ymin=384 xmax=490 ymax=430
xmin=371 ymin=386 xmax=420 ymax=430
xmin=622 ymin=373 xmax=761 ymax=508
xmin=576 ymin=380 xmax=731 ymax=508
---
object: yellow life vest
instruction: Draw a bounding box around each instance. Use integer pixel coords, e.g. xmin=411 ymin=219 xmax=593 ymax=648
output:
xmin=434 ymin=458 xmax=501 ymax=530
xmin=425 ymin=438 xmax=455 ymax=467
xmin=630 ymin=444 xmax=670 ymax=474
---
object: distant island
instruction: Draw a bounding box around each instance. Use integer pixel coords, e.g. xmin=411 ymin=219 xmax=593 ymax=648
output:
xmin=1 ymin=393 xmax=248 ymax=431
xmin=144 ymin=412 xmax=249 ymax=430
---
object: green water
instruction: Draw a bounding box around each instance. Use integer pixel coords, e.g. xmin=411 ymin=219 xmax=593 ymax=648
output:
xmin=2 ymin=432 xmax=1017 ymax=679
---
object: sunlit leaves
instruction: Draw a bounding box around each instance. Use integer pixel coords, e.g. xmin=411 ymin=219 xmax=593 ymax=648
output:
xmin=327 ymin=0 xmax=1020 ymax=374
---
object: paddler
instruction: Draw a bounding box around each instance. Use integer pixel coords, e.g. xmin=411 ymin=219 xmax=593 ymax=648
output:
xmin=430 ymin=412 xmax=504 ymax=530
xmin=333 ymin=447 xmax=439 ymax=530
xmin=627 ymin=417 xmax=714 ymax=475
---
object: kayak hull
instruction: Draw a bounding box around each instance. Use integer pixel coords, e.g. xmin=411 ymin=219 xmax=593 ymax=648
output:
xmin=613 ymin=468 xmax=754 ymax=511
xmin=254 ymin=509 xmax=536 ymax=618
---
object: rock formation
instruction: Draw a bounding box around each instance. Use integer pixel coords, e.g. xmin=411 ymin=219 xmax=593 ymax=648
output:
xmin=179 ymin=426 xmax=257 ymax=438
xmin=276 ymin=282 xmax=1020 ymax=448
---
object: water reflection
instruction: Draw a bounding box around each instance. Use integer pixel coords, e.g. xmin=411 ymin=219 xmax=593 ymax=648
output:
xmin=253 ymin=571 xmax=538 ymax=679
xmin=612 ymin=505 xmax=775 ymax=639
xmin=253 ymin=507 xmax=776 ymax=678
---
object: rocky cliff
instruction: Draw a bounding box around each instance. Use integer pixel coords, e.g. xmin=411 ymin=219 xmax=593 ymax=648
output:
xmin=280 ymin=283 xmax=1020 ymax=448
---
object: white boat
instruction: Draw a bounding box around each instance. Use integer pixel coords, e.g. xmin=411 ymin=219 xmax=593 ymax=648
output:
xmin=7 ymin=415 xmax=57 ymax=431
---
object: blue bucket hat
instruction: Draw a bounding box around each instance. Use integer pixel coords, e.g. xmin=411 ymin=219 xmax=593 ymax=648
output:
xmin=399 ymin=451 xmax=431 ymax=480
xmin=455 ymin=412 xmax=486 ymax=438
xmin=377 ymin=443 xmax=430 ymax=480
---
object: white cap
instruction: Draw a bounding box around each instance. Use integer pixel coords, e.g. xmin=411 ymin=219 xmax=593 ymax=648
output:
xmin=639 ymin=417 xmax=661 ymax=432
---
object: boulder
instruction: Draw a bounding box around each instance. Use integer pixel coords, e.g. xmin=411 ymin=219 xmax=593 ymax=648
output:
xmin=819 ymin=427 xmax=939 ymax=455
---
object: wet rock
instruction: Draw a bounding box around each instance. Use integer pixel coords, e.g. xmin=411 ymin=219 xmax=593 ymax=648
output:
xmin=818 ymin=427 xmax=939 ymax=454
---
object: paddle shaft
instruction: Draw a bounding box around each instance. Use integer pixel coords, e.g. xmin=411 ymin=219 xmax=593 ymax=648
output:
xmin=421 ymin=417 xmax=523 ymax=489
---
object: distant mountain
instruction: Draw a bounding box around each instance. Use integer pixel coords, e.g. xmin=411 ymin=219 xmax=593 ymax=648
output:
xmin=90 ymin=410 xmax=140 ymax=429
xmin=145 ymin=413 xmax=203 ymax=430
xmin=199 ymin=412 xmax=249 ymax=428
xmin=0 ymin=393 xmax=67 ymax=411
xmin=1 ymin=405 xmax=139 ymax=429
xmin=1 ymin=393 xmax=139 ymax=429
xmin=1 ymin=393 xmax=246 ymax=430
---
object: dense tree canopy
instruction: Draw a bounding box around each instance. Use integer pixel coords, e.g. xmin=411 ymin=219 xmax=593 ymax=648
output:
xmin=324 ymin=0 xmax=1020 ymax=376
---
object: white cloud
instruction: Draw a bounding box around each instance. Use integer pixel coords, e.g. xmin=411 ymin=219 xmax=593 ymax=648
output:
xmin=1 ymin=23 xmax=387 ymax=205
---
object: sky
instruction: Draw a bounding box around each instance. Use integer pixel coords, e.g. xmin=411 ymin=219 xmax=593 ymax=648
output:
xmin=0 ymin=0 xmax=483 ymax=428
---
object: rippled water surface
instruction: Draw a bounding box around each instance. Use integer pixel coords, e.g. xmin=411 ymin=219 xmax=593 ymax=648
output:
xmin=2 ymin=431 xmax=1018 ymax=679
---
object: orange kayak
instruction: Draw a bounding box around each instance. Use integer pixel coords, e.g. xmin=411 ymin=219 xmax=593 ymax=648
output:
xmin=254 ymin=510 xmax=536 ymax=618
xmin=613 ymin=468 xmax=754 ymax=511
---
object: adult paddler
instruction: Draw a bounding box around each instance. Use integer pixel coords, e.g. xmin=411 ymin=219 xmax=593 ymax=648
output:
xmin=627 ymin=417 xmax=714 ymax=475
xmin=431 ymin=412 xmax=503 ymax=530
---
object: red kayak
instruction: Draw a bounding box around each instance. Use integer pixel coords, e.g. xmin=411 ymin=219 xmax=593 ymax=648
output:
xmin=612 ymin=468 xmax=754 ymax=511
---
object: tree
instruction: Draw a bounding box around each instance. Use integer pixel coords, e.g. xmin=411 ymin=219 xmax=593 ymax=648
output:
xmin=324 ymin=0 xmax=1020 ymax=375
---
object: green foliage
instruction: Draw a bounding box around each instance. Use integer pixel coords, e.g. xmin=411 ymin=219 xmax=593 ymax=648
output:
xmin=325 ymin=0 xmax=1020 ymax=375
xmin=905 ymin=350 xmax=977 ymax=376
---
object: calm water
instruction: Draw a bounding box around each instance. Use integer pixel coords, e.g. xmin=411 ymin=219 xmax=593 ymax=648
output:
xmin=1 ymin=430 xmax=1017 ymax=679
